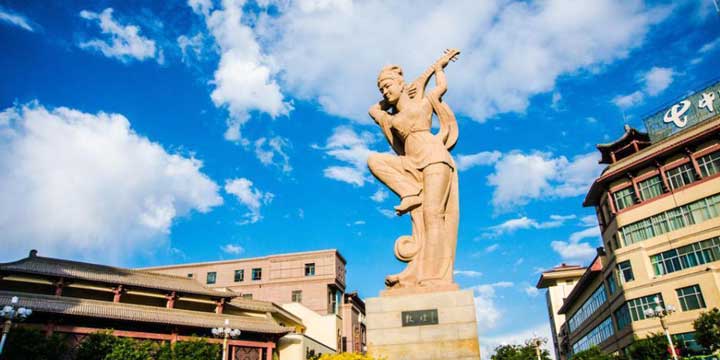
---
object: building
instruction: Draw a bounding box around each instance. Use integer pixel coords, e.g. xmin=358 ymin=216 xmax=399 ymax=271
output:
xmin=536 ymin=264 xmax=585 ymax=360
xmin=142 ymin=249 xmax=367 ymax=354
xmin=0 ymin=250 xmax=305 ymax=360
xmin=541 ymin=80 xmax=720 ymax=357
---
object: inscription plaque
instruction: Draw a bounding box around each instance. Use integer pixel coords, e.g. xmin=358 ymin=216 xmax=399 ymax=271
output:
xmin=401 ymin=309 xmax=439 ymax=327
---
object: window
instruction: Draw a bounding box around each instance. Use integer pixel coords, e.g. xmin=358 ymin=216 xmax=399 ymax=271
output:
xmin=676 ymin=285 xmax=706 ymax=311
xmin=567 ymin=285 xmax=607 ymax=333
xmin=206 ymin=272 xmax=216 ymax=285
xmin=619 ymin=194 xmax=720 ymax=246
xmin=234 ymin=269 xmax=244 ymax=282
xmin=242 ymin=293 xmax=253 ymax=300
xmin=613 ymin=186 xmax=637 ymax=211
xmin=638 ymin=176 xmax=664 ymax=201
xmin=650 ymin=236 xmax=720 ymax=276
xmin=698 ymin=151 xmax=720 ymax=177
xmin=606 ymin=273 xmax=617 ymax=295
xmin=305 ymin=263 xmax=316 ymax=276
xmin=251 ymin=268 xmax=262 ymax=281
xmin=627 ymin=294 xmax=663 ymax=321
xmin=292 ymin=290 xmax=302 ymax=303
xmin=187 ymin=273 xmax=193 ymax=279
xmin=614 ymin=304 xmax=631 ymax=331
xmin=572 ymin=317 xmax=614 ymax=354
xmin=328 ymin=287 xmax=340 ymax=314
xmin=617 ymin=261 xmax=634 ymax=283
xmin=666 ymin=163 xmax=696 ymax=190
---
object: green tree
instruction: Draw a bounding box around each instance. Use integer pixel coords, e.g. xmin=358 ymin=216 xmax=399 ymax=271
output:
xmin=693 ymin=307 xmax=720 ymax=352
xmin=316 ymin=353 xmax=383 ymax=360
xmin=103 ymin=337 xmax=161 ymax=360
xmin=571 ymin=346 xmax=614 ymax=360
xmin=75 ymin=331 xmax=120 ymax=360
xmin=1 ymin=327 xmax=68 ymax=360
xmin=490 ymin=341 xmax=551 ymax=360
xmin=171 ymin=337 xmax=221 ymax=360
xmin=625 ymin=333 xmax=669 ymax=360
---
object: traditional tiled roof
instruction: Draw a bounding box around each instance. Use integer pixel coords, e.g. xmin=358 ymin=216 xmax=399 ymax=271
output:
xmin=596 ymin=125 xmax=651 ymax=164
xmin=0 ymin=252 xmax=230 ymax=298
xmin=227 ymin=298 xmax=303 ymax=324
xmin=0 ymin=291 xmax=293 ymax=334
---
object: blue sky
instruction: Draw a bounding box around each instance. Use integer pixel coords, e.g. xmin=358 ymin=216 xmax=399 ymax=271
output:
xmin=1 ymin=0 xmax=718 ymax=357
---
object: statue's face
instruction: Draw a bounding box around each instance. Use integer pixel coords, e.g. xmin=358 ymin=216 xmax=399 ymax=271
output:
xmin=379 ymin=78 xmax=402 ymax=105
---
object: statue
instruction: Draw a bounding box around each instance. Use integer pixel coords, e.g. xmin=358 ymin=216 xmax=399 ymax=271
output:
xmin=367 ymin=49 xmax=460 ymax=291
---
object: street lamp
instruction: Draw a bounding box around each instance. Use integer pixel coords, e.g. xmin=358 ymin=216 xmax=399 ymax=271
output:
xmin=529 ymin=336 xmax=547 ymax=360
xmin=643 ymin=296 xmax=678 ymax=360
xmin=0 ymin=296 xmax=33 ymax=355
xmin=212 ymin=319 xmax=241 ymax=360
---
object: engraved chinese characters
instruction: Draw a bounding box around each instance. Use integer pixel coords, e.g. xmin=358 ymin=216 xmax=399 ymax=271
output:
xmin=367 ymin=49 xmax=460 ymax=292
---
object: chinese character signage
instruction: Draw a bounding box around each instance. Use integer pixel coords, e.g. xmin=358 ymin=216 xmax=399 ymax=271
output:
xmin=401 ymin=309 xmax=439 ymax=327
xmin=644 ymin=80 xmax=720 ymax=142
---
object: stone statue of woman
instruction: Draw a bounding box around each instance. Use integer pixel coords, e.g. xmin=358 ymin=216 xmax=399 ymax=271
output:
xmin=367 ymin=49 xmax=460 ymax=292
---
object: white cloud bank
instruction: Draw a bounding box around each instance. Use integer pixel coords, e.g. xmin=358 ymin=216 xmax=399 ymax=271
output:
xmin=469 ymin=281 xmax=514 ymax=334
xmin=79 ymin=8 xmax=161 ymax=63
xmin=551 ymin=225 xmax=601 ymax=264
xmin=258 ymin=0 xmax=664 ymax=124
xmin=482 ymin=214 xmax=576 ymax=238
xmin=487 ymin=151 xmax=601 ymax=213
xmin=0 ymin=103 xmax=223 ymax=263
xmin=314 ymin=126 xmax=377 ymax=186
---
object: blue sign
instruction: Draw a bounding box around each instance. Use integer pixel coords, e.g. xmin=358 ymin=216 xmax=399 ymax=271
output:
xmin=644 ymin=80 xmax=720 ymax=142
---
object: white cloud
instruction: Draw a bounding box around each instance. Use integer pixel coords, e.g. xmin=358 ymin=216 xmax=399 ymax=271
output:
xmin=612 ymin=90 xmax=645 ymax=110
xmin=469 ymin=281 xmax=514 ymax=334
xmin=550 ymin=91 xmax=563 ymax=111
xmin=260 ymin=0 xmax=664 ymax=123
xmin=224 ymin=177 xmax=274 ymax=224
xmin=254 ymin=136 xmax=292 ymax=173
xmin=483 ymin=214 xmax=575 ymax=238
xmin=454 ymin=270 xmax=483 ymax=278
xmin=193 ymin=0 xmax=291 ymax=143
xmin=487 ymin=151 xmax=601 ymax=213
xmin=0 ymin=103 xmax=223 ymax=263
xmin=643 ymin=66 xmax=674 ymax=96
xmin=485 ymin=243 xmax=500 ymax=253
xmin=551 ymin=226 xmax=600 ymax=264
xmin=524 ymin=286 xmax=540 ymax=297
xmin=315 ymin=126 xmax=377 ymax=186
xmin=220 ymin=243 xmax=244 ymax=255
xmin=455 ymin=151 xmax=502 ymax=171
xmin=177 ymin=33 xmax=205 ymax=63
xmin=79 ymin=8 xmax=160 ymax=63
xmin=0 ymin=6 xmax=34 ymax=32
xmin=370 ymin=188 xmax=389 ymax=203
xmin=480 ymin=323 xmax=554 ymax=360
xmin=579 ymin=214 xmax=598 ymax=227
xmin=377 ymin=208 xmax=395 ymax=219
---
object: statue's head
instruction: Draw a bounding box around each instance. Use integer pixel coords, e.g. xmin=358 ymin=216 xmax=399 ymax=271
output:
xmin=377 ymin=65 xmax=404 ymax=105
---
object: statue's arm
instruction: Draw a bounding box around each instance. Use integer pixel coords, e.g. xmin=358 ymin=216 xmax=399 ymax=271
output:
xmin=427 ymin=65 xmax=448 ymax=100
xmin=369 ymin=102 xmax=403 ymax=155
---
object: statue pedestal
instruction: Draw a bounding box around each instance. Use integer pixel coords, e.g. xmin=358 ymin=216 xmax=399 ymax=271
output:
xmin=366 ymin=289 xmax=481 ymax=360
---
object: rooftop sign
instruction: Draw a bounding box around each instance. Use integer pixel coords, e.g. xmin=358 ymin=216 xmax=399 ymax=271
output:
xmin=644 ymin=80 xmax=720 ymax=142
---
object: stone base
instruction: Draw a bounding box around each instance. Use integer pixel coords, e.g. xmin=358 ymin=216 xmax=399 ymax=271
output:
xmin=366 ymin=290 xmax=480 ymax=360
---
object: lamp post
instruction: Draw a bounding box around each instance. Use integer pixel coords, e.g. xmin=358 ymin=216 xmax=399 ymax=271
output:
xmin=530 ymin=336 xmax=547 ymax=360
xmin=0 ymin=296 xmax=33 ymax=355
xmin=212 ymin=319 xmax=241 ymax=360
xmin=643 ymin=297 xmax=678 ymax=360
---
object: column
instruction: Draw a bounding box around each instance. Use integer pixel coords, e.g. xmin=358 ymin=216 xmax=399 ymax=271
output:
xmin=655 ymin=160 xmax=670 ymax=192
xmin=166 ymin=291 xmax=177 ymax=309
xmin=54 ymin=278 xmax=64 ymax=296
xmin=113 ymin=285 xmax=124 ymax=303
xmin=686 ymin=147 xmax=703 ymax=179
xmin=215 ymin=298 xmax=225 ymax=314
xmin=628 ymin=174 xmax=641 ymax=202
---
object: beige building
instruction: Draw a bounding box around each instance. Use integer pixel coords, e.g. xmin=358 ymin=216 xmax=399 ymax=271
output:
xmin=142 ymin=249 xmax=366 ymax=355
xmin=544 ymin=82 xmax=720 ymax=358
xmin=536 ymin=264 xmax=585 ymax=360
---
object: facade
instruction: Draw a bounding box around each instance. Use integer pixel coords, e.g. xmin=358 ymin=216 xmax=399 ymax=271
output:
xmin=547 ymin=81 xmax=720 ymax=358
xmin=0 ymin=250 xmax=304 ymax=360
xmin=536 ymin=264 xmax=585 ymax=360
xmin=142 ymin=249 xmax=366 ymax=353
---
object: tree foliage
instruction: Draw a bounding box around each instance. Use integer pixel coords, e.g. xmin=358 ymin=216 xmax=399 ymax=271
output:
xmin=571 ymin=346 xmax=615 ymax=360
xmin=693 ymin=307 xmax=720 ymax=352
xmin=625 ymin=333 xmax=669 ymax=360
xmin=315 ymin=353 xmax=383 ymax=360
xmin=490 ymin=341 xmax=551 ymax=360
xmin=1 ymin=327 xmax=69 ymax=360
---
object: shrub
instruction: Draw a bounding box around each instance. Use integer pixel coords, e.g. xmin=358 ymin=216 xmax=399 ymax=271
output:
xmin=571 ymin=346 xmax=615 ymax=360
xmin=315 ymin=353 xmax=384 ymax=360
xmin=625 ymin=333 xmax=669 ymax=360
xmin=75 ymin=331 xmax=120 ymax=360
